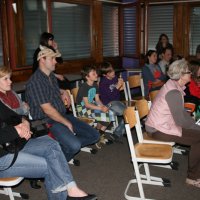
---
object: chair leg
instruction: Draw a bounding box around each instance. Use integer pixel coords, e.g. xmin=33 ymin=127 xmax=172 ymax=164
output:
xmin=2 ymin=187 xmax=22 ymax=200
xmin=173 ymin=147 xmax=188 ymax=155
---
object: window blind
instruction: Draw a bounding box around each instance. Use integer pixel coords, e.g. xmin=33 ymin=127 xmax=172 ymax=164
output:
xmin=23 ymin=0 xmax=47 ymax=65
xmin=148 ymin=5 xmax=174 ymax=50
xmin=123 ymin=6 xmax=137 ymax=56
xmin=52 ymin=2 xmax=91 ymax=60
xmin=190 ymin=7 xmax=200 ymax=55
xmin=103 ymin=4 xmax=119 ymax=57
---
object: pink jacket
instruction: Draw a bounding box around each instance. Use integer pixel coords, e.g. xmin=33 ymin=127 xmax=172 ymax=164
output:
xmin=146 ymin=79 xmax=185 ymax=137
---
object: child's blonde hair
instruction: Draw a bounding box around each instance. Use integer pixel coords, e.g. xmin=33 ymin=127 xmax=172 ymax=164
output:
xmin=0 ymin=66 xmax=12 ymax=78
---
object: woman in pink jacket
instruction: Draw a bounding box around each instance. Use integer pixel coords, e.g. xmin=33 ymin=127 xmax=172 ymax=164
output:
xmin=145 ymin=59 xmax=200 ymax=188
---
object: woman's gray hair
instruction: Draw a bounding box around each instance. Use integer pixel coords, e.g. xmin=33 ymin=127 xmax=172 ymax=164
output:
xmin=167 ymin=59 xmax=188 ymax=80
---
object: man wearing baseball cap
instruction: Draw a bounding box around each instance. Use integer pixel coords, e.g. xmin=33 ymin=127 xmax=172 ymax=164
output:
xmin=25 ymin=47 xmax=99 ymax=166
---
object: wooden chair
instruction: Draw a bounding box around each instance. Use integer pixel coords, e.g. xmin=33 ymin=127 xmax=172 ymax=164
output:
xmin=135 ymin=99 xmax=187 ymax=156
xmin=126 ymin=75 xmax=145 ymax=101
xmin=0 ymin=177 xmax=28 ymax=200
xmin=123 ymin=106 xmax=172 ymax=200
xmin=149 ymin=90 xmax=159 ymax=102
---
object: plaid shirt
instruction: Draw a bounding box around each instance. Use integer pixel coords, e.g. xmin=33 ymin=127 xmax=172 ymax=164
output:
xmin=25 ymin=69 xmax=66 ymax=120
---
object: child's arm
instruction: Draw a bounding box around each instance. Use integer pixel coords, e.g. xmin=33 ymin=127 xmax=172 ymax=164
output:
xmin=83 ymin=95 xmax=108 ymax=113
xmin=116 ymin=77 xmax=124 ymax=90
xmin=95 ymin=94 xmax=109 ymax=112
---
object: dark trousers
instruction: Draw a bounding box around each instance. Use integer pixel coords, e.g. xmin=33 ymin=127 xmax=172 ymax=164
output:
xmin=150 ymin=128 xmax=200 ymax=180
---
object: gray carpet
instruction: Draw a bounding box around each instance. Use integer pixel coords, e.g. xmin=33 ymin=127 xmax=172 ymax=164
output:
xmin=1 ymin=135 xmax=200 ymax=200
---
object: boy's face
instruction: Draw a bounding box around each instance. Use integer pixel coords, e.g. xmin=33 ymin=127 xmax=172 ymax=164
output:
xmin=105 ymin=67 xmax=115 ymax=80
xmin=86 ymin=69 xmax=98 ymax=82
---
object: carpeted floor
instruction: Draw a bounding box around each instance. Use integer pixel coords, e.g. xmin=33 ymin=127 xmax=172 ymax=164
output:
xmin=1 ymin=135 xmax=200 ymax=200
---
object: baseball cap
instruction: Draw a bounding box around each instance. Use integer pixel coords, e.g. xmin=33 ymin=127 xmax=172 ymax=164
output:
xmin=37 ymin=48 xmax=61 ymax=61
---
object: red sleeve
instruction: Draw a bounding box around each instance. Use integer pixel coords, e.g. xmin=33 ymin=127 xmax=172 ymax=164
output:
xmin=189 ymin=80 xmax=200 ymax=99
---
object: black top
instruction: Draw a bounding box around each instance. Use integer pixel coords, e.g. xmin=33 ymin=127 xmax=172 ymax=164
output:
xmin=0 ymin=101 xmax=22 ymax=157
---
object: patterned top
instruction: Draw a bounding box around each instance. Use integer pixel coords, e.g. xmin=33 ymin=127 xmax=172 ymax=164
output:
xmin=25 ymin=69 xmax=66 ymax=120
xmin=76 ymin=82 xmax=99 ymax=106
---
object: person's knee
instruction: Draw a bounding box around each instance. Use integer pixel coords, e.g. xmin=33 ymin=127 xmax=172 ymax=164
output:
xmin=69 ymin=140 xmax=82 ymax=154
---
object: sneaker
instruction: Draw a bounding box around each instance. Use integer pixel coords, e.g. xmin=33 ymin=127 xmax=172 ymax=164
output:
xmin=186 ymin=178 xmax=200 ymax=188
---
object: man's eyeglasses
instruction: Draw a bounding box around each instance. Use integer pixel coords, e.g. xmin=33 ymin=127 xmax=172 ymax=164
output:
xmin=182 ymin=71 xmax=192 ymax=74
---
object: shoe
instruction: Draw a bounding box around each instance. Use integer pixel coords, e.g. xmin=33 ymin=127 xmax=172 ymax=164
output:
xmin=105 ymin=139 xmax=113 ymax=145
xmin=186 ymin=178 xmax=200 ymax=188
xmin=67 ymin=194 xmax=97 ymax=200
xmin=73 ymin=159 xmax=80 ymax=166
xmin=30 ymin=180 xmax=41 ymax=189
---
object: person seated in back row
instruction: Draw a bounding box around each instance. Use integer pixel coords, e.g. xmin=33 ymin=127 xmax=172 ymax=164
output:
xmin=26 ymin=48 xmax=99 ymax=165
xmin=99 ymin=62 xmax=126 ymax=138
xmin=158 ymin=47 xmax=173 ymax=76
xmin=33 ymin=32 xmax=70 ymax=90
xmin=142 ymin=50 xmax=166 ymax=97
xmin=0 ymin=66 xmax=97 ymax=200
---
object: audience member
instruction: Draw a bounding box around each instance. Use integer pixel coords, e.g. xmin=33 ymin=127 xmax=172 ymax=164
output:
xmin=99 ymin=62 xmax=126 ymax=138
xmin=76 ymin=65 xmax=114 ymax=147
xmin=0 ymin=66 xmax=42 ymax=189
xmin=184 ymin=60 xmax=200 ymax=120
xmin=33 ymin=32 xmax=70 ymax=90
xmin=156 ymin=33 xmax=173 ymax=60
xmin=158 ymin=47 xmax=173 ymax=75
xmin=142 ymin=50 xmax=166 ymax=97
xmin=145 ymin=59 xmax=200 ymax=188
xmin=26 ymin=48 xmax=99 ymax=165
xmin=0 ymin=68 xmax=97 ymax=200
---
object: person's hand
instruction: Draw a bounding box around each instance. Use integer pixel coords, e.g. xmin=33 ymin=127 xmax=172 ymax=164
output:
xmin=14 ymin=123 xmax=32 ymax=140
xmin=61 ymin=90 xmax=71 ymax=107
xmin=116 ymin=78 xmax=124 ymax=89
xmin=21 ymin=119 xmax=31 ymax=131
xmin=100 ymin=105 xmax=109 ymax=113
xmin=64 ymin=120 xmax=74 ymax=133
xmin=52 ymin=41 xmax=58 ymax=50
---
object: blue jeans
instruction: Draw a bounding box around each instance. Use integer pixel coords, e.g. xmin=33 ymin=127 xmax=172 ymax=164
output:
xmin=108 ymin=101 xmax=126 ymax=137
xmin=0 ymin=136 xmax=76 ymax=200
xmin=48 ymin=113 xmax=99 ymax=161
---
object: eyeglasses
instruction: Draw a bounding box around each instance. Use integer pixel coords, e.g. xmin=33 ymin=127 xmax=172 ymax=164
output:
xmin=182 ymin=71 xmax=192 ymax=74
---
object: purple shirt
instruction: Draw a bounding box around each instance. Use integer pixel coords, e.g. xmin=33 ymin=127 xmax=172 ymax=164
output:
xmin=99 ymin=76 xmax=120 ymax=105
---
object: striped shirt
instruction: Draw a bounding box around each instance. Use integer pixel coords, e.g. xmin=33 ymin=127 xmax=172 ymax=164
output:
xmin=25 ymin=69 xmax=66 ymax=120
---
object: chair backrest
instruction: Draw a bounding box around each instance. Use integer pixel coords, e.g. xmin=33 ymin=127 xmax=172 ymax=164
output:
xmin=66 ymin=89 xmax=77 ymax=117
xmin=149 ymin=90 xmax=159 ymax=102
xmin=128 ymin=75 xmax=141 ymax=88
xmin=71 ymin=87 xmax=79 ymax=103
xmin=126 ymin=75 xmax=145 ymax=100
xmin=123 ymin=106 xmax=137 ymax=129
xmin=135 ymin=99 xmax=149 ymax=119
xmin=124 ymin=106 xmax=144 ymax=143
